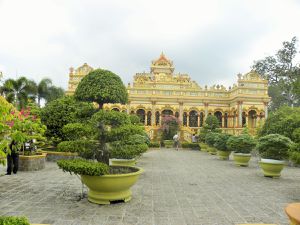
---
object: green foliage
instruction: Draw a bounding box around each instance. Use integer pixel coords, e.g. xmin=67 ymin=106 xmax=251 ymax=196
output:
xmin=62 ymin=123 xmax=93 ymax=141
xmin=108 ymin=124 xmax=145 ymax=142
xmin=57 ymin=140 xmax=96 ymax=159
xmin=213 ymin=133 xmax=231 ymax=151
xmin=181 ymin=142 xmax=200 ymax=150
xmin=198 ymin=115 xmax=221 ymax=142
xmin=205 ymin=132 xmax=219 ymax=147
xmin=41 ymin=96 xmax=94 ymax=140
xmin=159 ymin=115 xmax=179 ymax=140
xmin=258 ymin=106 xmax=300 ymax=141
xmin=149 ymin=142 xmax=160 ymax=148
xmin=129 ymin=114 xmax=141 ymax=125
xmin=74 ymin=69 xmax=128 ymax=108
xmin=163 ymin=140 xmax=174 ymax=148
xmin=110 ymin=143 xmax=148 ymax=159
xmin=91 ymin=110 xmax=130 ymax=128
xmin=289 ymin=151 xmax=300 ymax=165
xmin=257 ymin=134 xmax=292 ymax=160
xmin=226 ymin=134 xmax=256 ymax=154
xmin=57 ymin=158 xmax=109 ymax=176
xmin=0 ymin=216 xmax=30 ymax=225
xmin=292 ymin=128 xmax=300 ymax=143
xmin=252 ymin=36 xmax=300 ymax=110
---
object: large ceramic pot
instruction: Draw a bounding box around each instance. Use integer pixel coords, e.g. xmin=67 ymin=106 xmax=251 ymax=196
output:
xmin=199 ymin=143 xmax=208 ymax=152
xmin=259 ymin=159 xmax=285 ymax=178
xmin=233 ymin=153 xmax=251 ymax=167
xmin=208 ymin=147 xmax=217 ymax=155
xmin=81 ymin=166 xmax=144 ymax=204
xmin=217 ymin=150 xmax=231 ymax=160
xmin=109 ymin=158 xmax=136 ymax=167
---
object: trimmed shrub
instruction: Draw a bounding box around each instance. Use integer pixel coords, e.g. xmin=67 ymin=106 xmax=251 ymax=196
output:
xmin=289 ymin=151 xmax=300 ymax=165
xmin=226 ymin=134 xmax=256 ymax=154
xmin=62 ymin=123 xmax=93 ymax=141
xmin=57 ymin=140 xmax=96 ymax=159
xmin=214 ymin=133 xmax=231 ymax=151
xmin=257 ymin=134 xmax=293 ymax=160
xmin=0 ymin=216 xmax=30 ymax=225
xmin=57 ymin=158 xmax=109 ymax=176
xmin=91 ymin=110 xmax=130 ymax=128
xmin=205 ymin=132 xmax=219 ymax=147
xmin=182 ymin=142 xmax=200 ymax=150
xmin=110 ymin=143 xmax=148 ymax=159
xmin=149 ymin=142 xmax=160 ymax=148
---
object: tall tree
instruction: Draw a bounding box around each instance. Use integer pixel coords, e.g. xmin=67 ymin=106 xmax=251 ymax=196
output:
xmin=252 ymin=36 xmax=300 ymax=110
xmin=0 ymin=77 xmax=37 ymax=109
xmin=44 ymin=86 xmax=65 ymax=103
xmin=37 ymin=78 xmax=52 ymax=106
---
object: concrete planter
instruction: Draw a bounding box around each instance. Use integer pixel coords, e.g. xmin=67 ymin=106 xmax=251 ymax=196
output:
xmin=43 ymin=151 xmax=78 ymax=162
xmin=217 ymin=150 xmax=231 ymax=160
xmin=259 ymin=159 xmax=285 ymax=178
xmin=81 ymin=166 xmax=143 ymax=204
xmin=233 ymin=153 xmax=251 ymax=167
xmin=19 ymin=153 xmax=47 ymax=171
xmin=109 ymin=158 xmax=136 ymax=167
xmin=208 ymin=147 xmax=217 ymax=155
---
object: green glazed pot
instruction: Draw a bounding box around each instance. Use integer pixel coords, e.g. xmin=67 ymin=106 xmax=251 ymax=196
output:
xmin=208 ymin=147 xmax=217 ymax=155
xmin=233 ymin=153 xmax=251 ymax=167
xmin=259 ymin=159 xmax=285 ymax=178
xmin=199 ymin=143 xmax=208 ymax=152
xmin=217 ymin=150 xmax=231 ymax=160
xmin=81 ymin=166 xmax=144 ymax=204
xmin=109 ymin=158 xmax=137 ymax=167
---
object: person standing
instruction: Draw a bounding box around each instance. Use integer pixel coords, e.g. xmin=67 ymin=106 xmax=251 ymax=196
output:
xmin=192 ymin=134 xmax=197 ymax=143
xmin=173 ymin=133 xmax=179 ymax=151
xmin=6 ymin=140 xmax=19 ymax=175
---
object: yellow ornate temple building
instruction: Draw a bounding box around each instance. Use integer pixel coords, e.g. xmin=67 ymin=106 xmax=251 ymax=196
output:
xmin=66 ymin=53 xmax=270 ymax=140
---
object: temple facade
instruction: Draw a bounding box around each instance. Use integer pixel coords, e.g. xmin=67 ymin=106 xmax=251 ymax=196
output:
xmin=66 ymin=53 xmax=270 ymax=140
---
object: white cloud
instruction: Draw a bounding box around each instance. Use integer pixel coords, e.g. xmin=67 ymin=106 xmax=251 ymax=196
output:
xmin=0 ymin=0 xmax=300 ymax=89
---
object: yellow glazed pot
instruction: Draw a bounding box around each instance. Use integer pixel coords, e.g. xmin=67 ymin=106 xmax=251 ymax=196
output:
xmin=259 ymin=159 xmax=285 ymax=178
xmin=109 ymin=158 xmax=136 ymax=167
xmin=217 ymin=150 xmax=231 ymax=160
xmin=199 ymin=143 xmax=208 ymax=152
xmin=81 ymin=166 xmax=144 ymax=204
xmin=208 ymin=147 xmax=217 ymax=155
xmin=233 ymin=153 xmax=251 ymax=167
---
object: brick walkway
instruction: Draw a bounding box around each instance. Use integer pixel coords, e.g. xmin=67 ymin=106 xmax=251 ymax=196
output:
xmin=0 ymin=149 xmax=300 ymax=225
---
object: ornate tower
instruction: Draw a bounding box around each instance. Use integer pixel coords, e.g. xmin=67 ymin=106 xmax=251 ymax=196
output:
xmin=66 ymin=63 xmax=94 ymax=95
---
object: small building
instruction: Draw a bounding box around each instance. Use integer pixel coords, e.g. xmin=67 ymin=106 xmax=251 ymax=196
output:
xmin=66 ymin=53 xmax=270 ymax=140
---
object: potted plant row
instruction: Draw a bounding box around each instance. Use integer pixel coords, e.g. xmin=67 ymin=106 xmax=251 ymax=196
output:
xmin=214 ymin=133 xmax=232 ymax=160
xmin=205 ymin=132 xmax=219 ymax=155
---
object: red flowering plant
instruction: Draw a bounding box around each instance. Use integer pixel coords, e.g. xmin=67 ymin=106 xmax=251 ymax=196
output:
xmin=158 ymin=115 xmax=180 ymax=140
xmin=0 ymin=98 xmax=46 ymax=160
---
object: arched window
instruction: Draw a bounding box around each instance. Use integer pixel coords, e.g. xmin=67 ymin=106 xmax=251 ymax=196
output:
xmin=183 ymin=112 xmax=187 ymax=126
xmin=242 ymin=112 xmax=246 ymax=127
xmin=224 ymin=113 xmax=228 ymax=128
xmin=136 ymin=109 xmax=146 ymax=124
xmin=214 ymin=111 xmax=222 ymax=127
xmin=189 ymin=110 xmax=198 ymax=127
xmin=175 ymin=111 xmax=179 ymax=118
xmin=112 ymin=108 xmax=120 ymax=112
xmin=200 ymin=112 xmax=204 ymax=127
xmin=155 ymin=111 xmax=160 ymax=125
xmin=162 ymin=109 xmax=173 ymax=116
xmin=248 ymin=110 xmax=257 ymax=128
xmin=147 ymin=111 xmax=152 ymax=126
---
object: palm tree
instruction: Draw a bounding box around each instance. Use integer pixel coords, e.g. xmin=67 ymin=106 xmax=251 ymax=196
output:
xmin=44 ymin=86 xmax=65 ymax=103
xmin=37 ymin=78 xmax=52 ymax=106
xmin=1 ymin=77 xmax=37 ymax=109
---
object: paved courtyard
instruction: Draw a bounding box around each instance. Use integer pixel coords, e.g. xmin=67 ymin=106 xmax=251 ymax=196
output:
xmin=0 ymin=149 xmax=300 ymax=225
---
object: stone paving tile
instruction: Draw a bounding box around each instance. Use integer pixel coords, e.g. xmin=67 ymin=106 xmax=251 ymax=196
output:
xmin=1 ymin=148 xmax=300 ymax=225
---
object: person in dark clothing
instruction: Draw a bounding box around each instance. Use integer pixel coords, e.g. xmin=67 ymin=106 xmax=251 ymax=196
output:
xmin=6 ymin=141 xmax=19 ymax=175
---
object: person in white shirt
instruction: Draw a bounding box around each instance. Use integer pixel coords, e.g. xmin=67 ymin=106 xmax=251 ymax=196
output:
xmin=173 ymin=133 xmax=179 ymax=151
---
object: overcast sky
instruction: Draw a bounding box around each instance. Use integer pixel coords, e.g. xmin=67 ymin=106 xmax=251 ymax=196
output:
xmin=1 ymin=0 xmax=300 ymax=89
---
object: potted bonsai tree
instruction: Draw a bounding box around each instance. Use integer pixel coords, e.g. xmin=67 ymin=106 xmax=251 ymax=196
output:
xmin=205 ymin=132 xmax=219 ymax=155
xmin=257 ymin=134 xmax=292 ymax=178
xmin=199 ymin=115 xmax=221 ymax=152
xmin=226 ymin=134 xmax=256 ymax=166
xmin=214 ymin=133 xmax=232 ymax=160
xmin=57 ymin=69 xmax=144 ymax=204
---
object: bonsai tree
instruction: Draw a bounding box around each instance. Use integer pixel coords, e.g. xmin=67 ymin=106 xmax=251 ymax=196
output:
xmin=257 ymin=134 xmax=292 ymax=160
xmin=199 ymin=115 xmax=221 ymax=142
xmin=74 ymin=69 xmax=128 ymax=109
xmin=205 ymin=132 xmax=219 ymax=147
xmin=227 ymin=134 xmax=256 ymax=154
xmin=214 ymin=133 xmax=231 ymax=151
xmin=289 ymin=128 xmax=300 ymax=165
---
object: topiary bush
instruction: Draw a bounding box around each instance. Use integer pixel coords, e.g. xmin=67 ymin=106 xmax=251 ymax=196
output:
xmin=149 ymin=141 xmax=160 ymax=148
xmin=214 ymin=133 xmax=231 ymax=151
xmin=257 ymin=134 xmax=293 ymax=160
xmin=57 ymin=140 xmax=96 ymax=159
xmin=205 ymin=132 xmax=219 ymax=147
xmin=62 ymin=123 xmax=93 ymax=141
xmin=110 ymin=143 xmax=148 ymax=159
xmin=57 ymin=158 xmax=109 ymax=176
xmin=226 ymin=134 xmax=256 ymax=154
xmin=0 ymin=216 xmax=30 ymax=225
xmin=181 ymin=142 xmax=200 ymax=150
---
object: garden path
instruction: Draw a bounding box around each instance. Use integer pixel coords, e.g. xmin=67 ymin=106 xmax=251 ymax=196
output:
xmin=0 ymin=149 xmax=300 ymax=225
